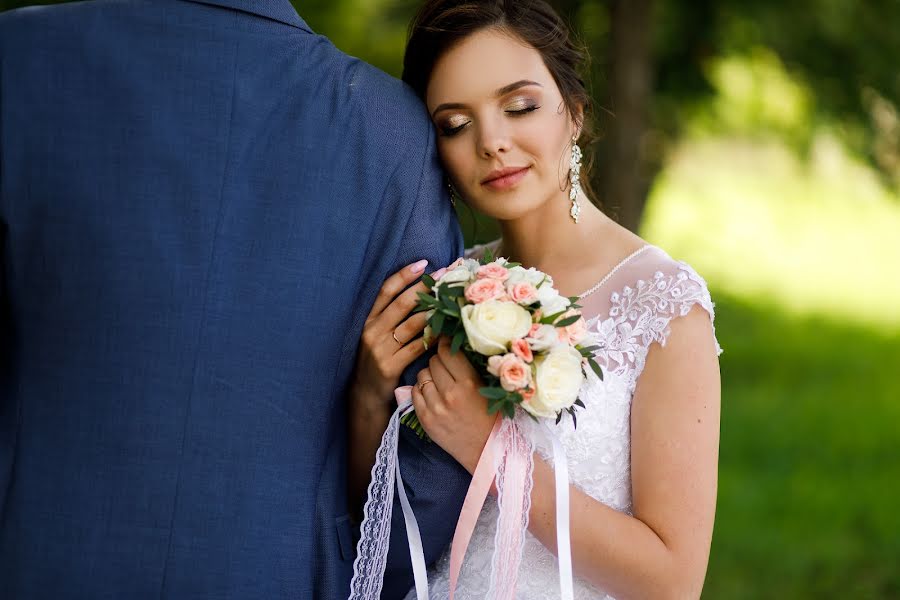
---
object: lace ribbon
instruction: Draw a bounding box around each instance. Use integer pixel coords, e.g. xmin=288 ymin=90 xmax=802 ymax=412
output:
xmin=349 ymin=387 xmax=429 ymax=600
xmin=351 ymin=395 xmax=574 ymax=600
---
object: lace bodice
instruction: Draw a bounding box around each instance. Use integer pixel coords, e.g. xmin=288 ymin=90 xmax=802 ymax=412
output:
xmin=410 ymin=244 xmax=722 ymax=600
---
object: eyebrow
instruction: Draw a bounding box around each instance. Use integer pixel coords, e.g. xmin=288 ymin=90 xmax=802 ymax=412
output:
xmin=431 ymin=80 xmax=543 ymax=118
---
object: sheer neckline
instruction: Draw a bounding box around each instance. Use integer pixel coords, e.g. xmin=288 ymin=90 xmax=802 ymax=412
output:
xmin=575 ymin=245 xmax=653 ymax=300
xmin=469 ymin=240 xmax=655 ymax=301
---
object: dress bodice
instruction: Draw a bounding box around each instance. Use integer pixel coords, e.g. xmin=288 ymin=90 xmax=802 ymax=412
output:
xmin=414 ymin=243 xmax=722 ymax=599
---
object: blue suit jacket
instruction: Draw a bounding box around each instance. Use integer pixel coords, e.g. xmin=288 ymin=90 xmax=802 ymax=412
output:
xmin=0 ymin=1 xmax=469 ymax=598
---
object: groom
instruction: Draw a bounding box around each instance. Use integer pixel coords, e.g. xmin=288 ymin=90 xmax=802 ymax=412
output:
xmin=0 ymin=0 xmax=468 ymax=598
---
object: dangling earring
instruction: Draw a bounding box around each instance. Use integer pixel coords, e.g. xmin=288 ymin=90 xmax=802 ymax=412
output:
xmin=569 ymin=136 xmax=583 ymax=223
xmin=446 ymin=179 xmax=458 ymax=207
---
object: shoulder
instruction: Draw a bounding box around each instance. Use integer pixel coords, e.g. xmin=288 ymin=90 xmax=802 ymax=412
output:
xmin=332 ymin=54 xmax=436 ymax=161
xmin=608 ymin=245 xmax=722 ymax=357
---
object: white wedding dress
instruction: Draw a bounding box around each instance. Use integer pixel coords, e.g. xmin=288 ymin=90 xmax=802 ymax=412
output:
xmin=409 ymin=242 xmax=722 ymax=600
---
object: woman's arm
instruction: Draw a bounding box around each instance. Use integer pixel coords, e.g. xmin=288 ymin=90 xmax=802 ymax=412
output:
xmin=413 ymin=305 xmax=720 ymax=599
xmin=346 ymin=261 xmax=434 ymax=515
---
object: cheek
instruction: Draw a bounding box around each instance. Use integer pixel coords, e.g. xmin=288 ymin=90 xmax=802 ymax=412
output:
xmin=437 ymin=140 xmax=474 ymax=186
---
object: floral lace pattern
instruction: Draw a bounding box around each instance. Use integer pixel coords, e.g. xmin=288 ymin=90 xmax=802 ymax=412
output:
xmin=413 ymin=246 xmax=721 ymax=600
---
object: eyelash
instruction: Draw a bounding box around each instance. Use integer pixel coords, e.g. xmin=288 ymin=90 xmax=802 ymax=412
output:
xmin=438 ymin=104 xmax=542 ymax=137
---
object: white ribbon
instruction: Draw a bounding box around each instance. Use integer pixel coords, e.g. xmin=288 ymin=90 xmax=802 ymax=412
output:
xmin=349 ymin=395 xmax=429 ymax=600
xmin=544 ymin=422 xmax=574 ymax=600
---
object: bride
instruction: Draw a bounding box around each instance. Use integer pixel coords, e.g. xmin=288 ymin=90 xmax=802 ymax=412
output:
xmin=348 ymin=1 xmax=722 ymax=598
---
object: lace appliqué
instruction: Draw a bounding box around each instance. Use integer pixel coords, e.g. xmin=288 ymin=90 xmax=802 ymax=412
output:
xmin=414 ymin=258 xmax=721 ymax=600
xmin=592 ymin=261 xmax=722 ymax=393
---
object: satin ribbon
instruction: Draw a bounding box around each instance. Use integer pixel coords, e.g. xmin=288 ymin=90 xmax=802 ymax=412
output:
xmin=545 ymin=422 xmax=574 ymax=600
xmin=351 ymin=389 xmax=574 ymax=600
xmin=447 ymin=415 xmax=502 ymax=599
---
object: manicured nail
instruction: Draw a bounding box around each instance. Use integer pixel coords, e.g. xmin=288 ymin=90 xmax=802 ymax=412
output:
xmin=410 ymin=259 xmax=429 ymax=274
xmin=432 ymin=267 xmax=448 ymax=280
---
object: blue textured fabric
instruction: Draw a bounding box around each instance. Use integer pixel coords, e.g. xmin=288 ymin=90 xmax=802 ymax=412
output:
xmin=0 ymin=1 xmax=469 ymax=598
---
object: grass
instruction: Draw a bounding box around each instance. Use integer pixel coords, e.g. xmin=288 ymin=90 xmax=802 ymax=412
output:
xmin=705 ymin=291 xmax=900 ymax=598
xmin=643 ymin=134 xmax=900 ymax=598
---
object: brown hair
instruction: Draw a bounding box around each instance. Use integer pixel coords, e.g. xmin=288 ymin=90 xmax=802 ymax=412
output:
xmin=402 ymin=0 xmax=597 ymax=202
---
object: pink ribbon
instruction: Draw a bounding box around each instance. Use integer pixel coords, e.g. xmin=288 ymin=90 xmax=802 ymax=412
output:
xmin=447 ymin=415 xmax=502 ymax=599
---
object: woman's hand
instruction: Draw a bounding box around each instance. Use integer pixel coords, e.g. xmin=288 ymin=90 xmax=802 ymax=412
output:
xmin=350 ymin=259 xmax=442 ymax=412
xmin=347 ymin=259 xmax=445 ymax=514
xmin=411 ymin=336 xmax=498 ymax=474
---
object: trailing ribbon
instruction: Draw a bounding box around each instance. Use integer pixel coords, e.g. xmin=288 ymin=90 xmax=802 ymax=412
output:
xmin=349 ymin=386 xmax=429 ymax=600
xmin=351 ymin=392 xmax=574 ymax=600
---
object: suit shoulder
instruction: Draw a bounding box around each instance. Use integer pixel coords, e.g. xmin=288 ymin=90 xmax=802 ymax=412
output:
xmin=342 ymin=56 xmax=436 ymax=153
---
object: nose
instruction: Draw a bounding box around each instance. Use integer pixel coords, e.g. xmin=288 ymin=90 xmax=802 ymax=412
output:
xmin=476 ymin=117 xmax=511 ymax=158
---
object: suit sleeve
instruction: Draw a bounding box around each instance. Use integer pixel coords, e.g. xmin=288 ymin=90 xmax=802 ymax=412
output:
xmin=379 ymin=119 xmax=471 ymax=599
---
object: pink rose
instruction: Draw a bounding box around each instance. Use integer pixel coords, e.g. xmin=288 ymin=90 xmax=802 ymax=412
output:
xmin=497 ymin=354 xmax=532 ymax=392
xmin=528 ymin=323 xmax=542 ymax=337
xmin=487 ymin=355 xmax=504 ymax=377
xmin=508 ymin=282 xmax=539 ymax=305
xmin=557 ymin=310 xmax=588 ymax=345
xmin=465 ymin=278 xmax=506 ymax=304
xmin=477 ymin=262 xmax=510 ymax=281
xmin=511 ymin=338 xmax=534 ymax=363
xmin=520 ymin=387 xmax=536 ymax=403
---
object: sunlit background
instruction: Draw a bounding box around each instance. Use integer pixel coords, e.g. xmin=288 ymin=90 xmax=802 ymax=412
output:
xmin=3 ymin=0 xmax=899 ymax=597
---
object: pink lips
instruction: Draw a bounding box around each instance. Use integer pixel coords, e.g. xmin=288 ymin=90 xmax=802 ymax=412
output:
xmin=481 ymin=166 xmax=530 ymax=191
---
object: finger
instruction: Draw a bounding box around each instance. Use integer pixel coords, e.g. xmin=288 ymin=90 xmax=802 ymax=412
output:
xmin=392 ymin=312 xmax=429 ymax=350
xmin=395 ymin=335 xmax=429 ymax=366
xmin=437 ymin=335 xmax=478 ymax=379
xmin=417 ymin=371 xmax=442 ymax=414
xmin=411 ymin=383 xmax=428 ymax=421
xmin=368 ymin=260 xmax=429 ymax=322
xmin=377 ymin=280 xmax=431 ymax=334
xmin=428 ymin=352 xmax=455 ymax=391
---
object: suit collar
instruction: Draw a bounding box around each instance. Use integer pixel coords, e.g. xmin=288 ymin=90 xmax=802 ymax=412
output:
xmin=181 ymin=0 xmax=312 ymax=31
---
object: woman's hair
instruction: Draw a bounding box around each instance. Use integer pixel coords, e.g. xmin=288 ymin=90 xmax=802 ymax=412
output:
xmin=402 ymin=0 xmax=597 ymax=202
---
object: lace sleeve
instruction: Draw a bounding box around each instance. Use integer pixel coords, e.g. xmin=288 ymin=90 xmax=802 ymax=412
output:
xmin=599 ymin=260 xmax=722 ymax=385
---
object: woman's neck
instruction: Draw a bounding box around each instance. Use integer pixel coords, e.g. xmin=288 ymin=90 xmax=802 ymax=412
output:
xmin=497 ymin=190 xmax=609 ymax=275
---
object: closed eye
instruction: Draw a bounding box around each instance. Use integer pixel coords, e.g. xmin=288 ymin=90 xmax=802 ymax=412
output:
xmin=506 ymin=104 xmax=540 ymax=116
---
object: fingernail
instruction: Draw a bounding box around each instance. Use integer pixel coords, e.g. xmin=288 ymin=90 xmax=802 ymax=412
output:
xmin=410 ymin=259 xmax=428 ymax=274
xmin=432 ymin=267 xmax=448 ymax=280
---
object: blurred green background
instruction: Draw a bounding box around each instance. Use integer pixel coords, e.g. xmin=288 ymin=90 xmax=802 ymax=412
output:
xmin=3 ymin=0 xmax=899 ymax=597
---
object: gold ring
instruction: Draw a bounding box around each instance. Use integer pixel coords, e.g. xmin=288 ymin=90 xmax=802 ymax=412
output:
xmin=392 ymin=330 xmax=404 ymax=346
xmin=418 ymin=379 xmax=434 ymax=393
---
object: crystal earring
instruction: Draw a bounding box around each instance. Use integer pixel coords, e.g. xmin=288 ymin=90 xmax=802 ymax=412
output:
xmin=569 ymin=136 xmax=583 ymax=223
xmin=446 ymin=179 xmax=458 ymax=207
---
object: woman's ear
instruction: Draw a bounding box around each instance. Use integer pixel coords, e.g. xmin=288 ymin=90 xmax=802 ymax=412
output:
xmin=572 ymin=105 xmax=585 ymax=140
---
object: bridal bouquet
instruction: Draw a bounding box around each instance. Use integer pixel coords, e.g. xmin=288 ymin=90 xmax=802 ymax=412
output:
xmin=403 ymin=248 xmax=603 ymax=436
xmin=349 ymin=251 xmax=604 ymax=600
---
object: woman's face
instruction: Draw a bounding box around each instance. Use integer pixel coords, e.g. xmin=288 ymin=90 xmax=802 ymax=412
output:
xmin=425 ymin=27 xmax=578 ymax=222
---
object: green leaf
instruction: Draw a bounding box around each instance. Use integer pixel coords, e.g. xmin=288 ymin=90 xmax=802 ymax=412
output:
xmin=432 ymin=310 xmax=445 ymax=336
xmin=554 ymin=315 xmax=581 ymax=328
xmin=588 ymin=357 xmax=604 ymax=381
xmin=540 ymin=310 xmax=567 ymax=325
xmin=479 ymin=386 xmax=508 ymax=400
xmin=483 ymin=247 xmax=495 ymax=264
xmin=443 ymin=284 xmax=466 ymax=297
xmin=422 ymin=273 xmax=436 ymax=288
xmin=416 ymin=292 xmax=438 ymax=306
xmin=451 ymin=330 xmax=465 ymax=354
xmin=579 ymin=345 xmax=601 ymax=354
xmin=487 ymin=400 xmax=503 ymax=415
xmin=574 ymin=398 xmax=585 ymax=409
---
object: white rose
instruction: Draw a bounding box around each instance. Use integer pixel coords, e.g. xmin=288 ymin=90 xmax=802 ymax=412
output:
xmin=536 ymin=283 xmax=570 ymax=316
xmin=506 ymin=266 xmax=546 ymax=288
xmin=460 ymin=300 xmax=532 ymax=356
xmin=434 ymin=265 xmax=473 ymax=292
xmin=525 ymin=324 xmax=560 ymax=352
xmin=525 ymin=345 xmax=584 ymax=418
